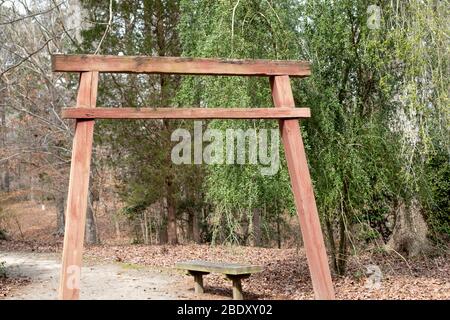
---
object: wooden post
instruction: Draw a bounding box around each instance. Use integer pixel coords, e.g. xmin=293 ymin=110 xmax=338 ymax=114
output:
xmin=193 ymin=273 xmax=204 ymax=294
xmin=58 ymin=71 xmax=98 ymax=300
xmin=231 ymin=278 xmax=243 ymax=300
xmin=270 ymin=75 xmax=335 ymax=300
xmin=226 ymin=274 xmax=250 ymax=300
xmin=188 ymin=271 xmax=209 ymax=295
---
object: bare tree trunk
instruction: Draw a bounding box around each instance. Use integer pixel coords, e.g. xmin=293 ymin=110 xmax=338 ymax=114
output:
xmin=336 ymin=213 xmax=347 ymax=275
xmin=84 ymin=167 xmax=99 ymax=245
xmin=85 ymin=195 xmax=98 ymax=245
xmin=148 ymin=211 xmax=153 ymax=244
xmin=166 ymin=193 xmax=178 ymax=245
xmin=114 ymin=218 xmax=121 ymax=240
xmin=202 ymin=205 xmax=210 ymax=243
xmin=29 ymin=174 xmax=35 ymax=201
xmin=159 ymin=199 xmax=169 ymax=244
xmin=187 ymin=211 xmax=194 ymax=242
xmin=241 ymin=213 xmax=250 ymax=245
xmin=387 ymin=199 xmax=432 ymax=257
xmin=110 ymin=196 xmax=121 ymax=240
xmin=335 ymin=178 xmax=350 ymax=275
xmin=55 ymin=192 xmax=65 ymax=236
xmin=143 ymin=210 xmax=149 ymax=244
xmin=0 ymin=101 xmax=9 ymax=192
xmin=276 ymin=211 xmax=281 ymax=249
xmin=186 ymin=209 xmax=201 ymax=243
xmin=2 ymin=170 xmax=10 ymax=192
xmin=0 ymin=82 xmax=10 ymax=193
xmin=159 ymin=219 xmax=169 ymax=244
xmin=325 ymin=216 xmax=338 ymax=274
xmin=193 ymin=211 xmax=201 ymax=244
xmin=251 ymin=208 xmax=262 ymax=247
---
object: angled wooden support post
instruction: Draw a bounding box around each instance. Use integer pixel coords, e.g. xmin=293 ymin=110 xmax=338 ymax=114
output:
xmin=270 ymin=75 xmax=335 ymax=300
xmin=58 ymin=71 xmax=98 ymax=300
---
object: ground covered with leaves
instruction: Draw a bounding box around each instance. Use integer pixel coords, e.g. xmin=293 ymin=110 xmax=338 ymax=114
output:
xmin=0 ymin=276 xmax=30 ymax=297
xmin=1 ymin=240 xmax=448 ymax=300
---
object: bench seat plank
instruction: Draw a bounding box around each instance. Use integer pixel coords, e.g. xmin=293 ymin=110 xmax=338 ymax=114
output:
xmin=176 ymin=260 xmax=263 ymax=275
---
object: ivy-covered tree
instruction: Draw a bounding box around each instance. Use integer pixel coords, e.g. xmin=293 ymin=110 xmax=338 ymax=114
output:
xmin=178 ymin=0 xmax=449 ymax=273
xmin=177 ymin=0 xmax=302 ymax=245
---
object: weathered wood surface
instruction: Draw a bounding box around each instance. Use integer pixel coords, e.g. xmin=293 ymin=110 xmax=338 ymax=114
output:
xmin=61 ymin=107 xmax=311 ymax=119
xmin=226 ymin=274 xmax=251 ymax=300
xmin=271 ymin=75 xmax=335 ymax=300
xmin=188 ymin=271 xmax=209 ymax=295
xmin=58 ymin=71 xmax=98 ymax=300
xmin=52 ymin=54 xmax=311 ymax=77
xmin=176 ymin=260 xmax=263 ymax=275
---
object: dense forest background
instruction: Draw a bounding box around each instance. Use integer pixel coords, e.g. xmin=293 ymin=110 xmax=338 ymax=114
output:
xmin=0 ymin=0 xmax=448 ymax=277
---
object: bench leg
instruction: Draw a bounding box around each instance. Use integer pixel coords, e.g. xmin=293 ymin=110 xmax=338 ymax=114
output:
xmin=188 ymin=271 xmax=209 ymax=295
xmin=231 ymin=278 xmax=243 ymax=300
xmin=226 ymin=274 xmax=250 ymax=300
xmin=194 ymin=273 xmax=204 ymax=294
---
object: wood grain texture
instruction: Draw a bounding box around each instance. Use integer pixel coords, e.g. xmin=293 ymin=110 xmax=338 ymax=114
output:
xmin=51 ymin=54 xmax=311 ymax=77
xmin=226 ymin=275 xmax=245 ymax=300
xmin=271 ymin=75 xmax=335 ymax=300
xmin=187 ymin=271 xmax=209 ymax=295
xmin=61 ymin=107 xmax=311 ymax=119
xmin=58 ymin=71 xmax=98 ymax=300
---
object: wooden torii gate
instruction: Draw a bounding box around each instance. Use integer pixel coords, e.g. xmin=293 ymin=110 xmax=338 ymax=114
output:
xmin=52 ymin=54 xmax=335 ymax=300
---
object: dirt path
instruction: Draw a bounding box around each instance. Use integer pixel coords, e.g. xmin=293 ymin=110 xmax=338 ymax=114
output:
xmin=0 ymin=251 xmax=191 ymax=300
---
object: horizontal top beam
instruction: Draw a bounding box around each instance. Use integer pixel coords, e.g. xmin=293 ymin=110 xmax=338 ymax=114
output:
xmin=61 ymin=107 xmax=310 ymax=119
xmin=52 ymin=55 xmax=310 ymax=77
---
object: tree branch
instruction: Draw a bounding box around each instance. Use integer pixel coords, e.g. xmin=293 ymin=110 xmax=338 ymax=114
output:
xmin=0 ymin=1 xmax=64 ymax=26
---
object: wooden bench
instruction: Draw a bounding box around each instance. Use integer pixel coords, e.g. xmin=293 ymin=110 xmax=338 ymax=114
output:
xmin=176 ymin=260 xmax=263 ymax=300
